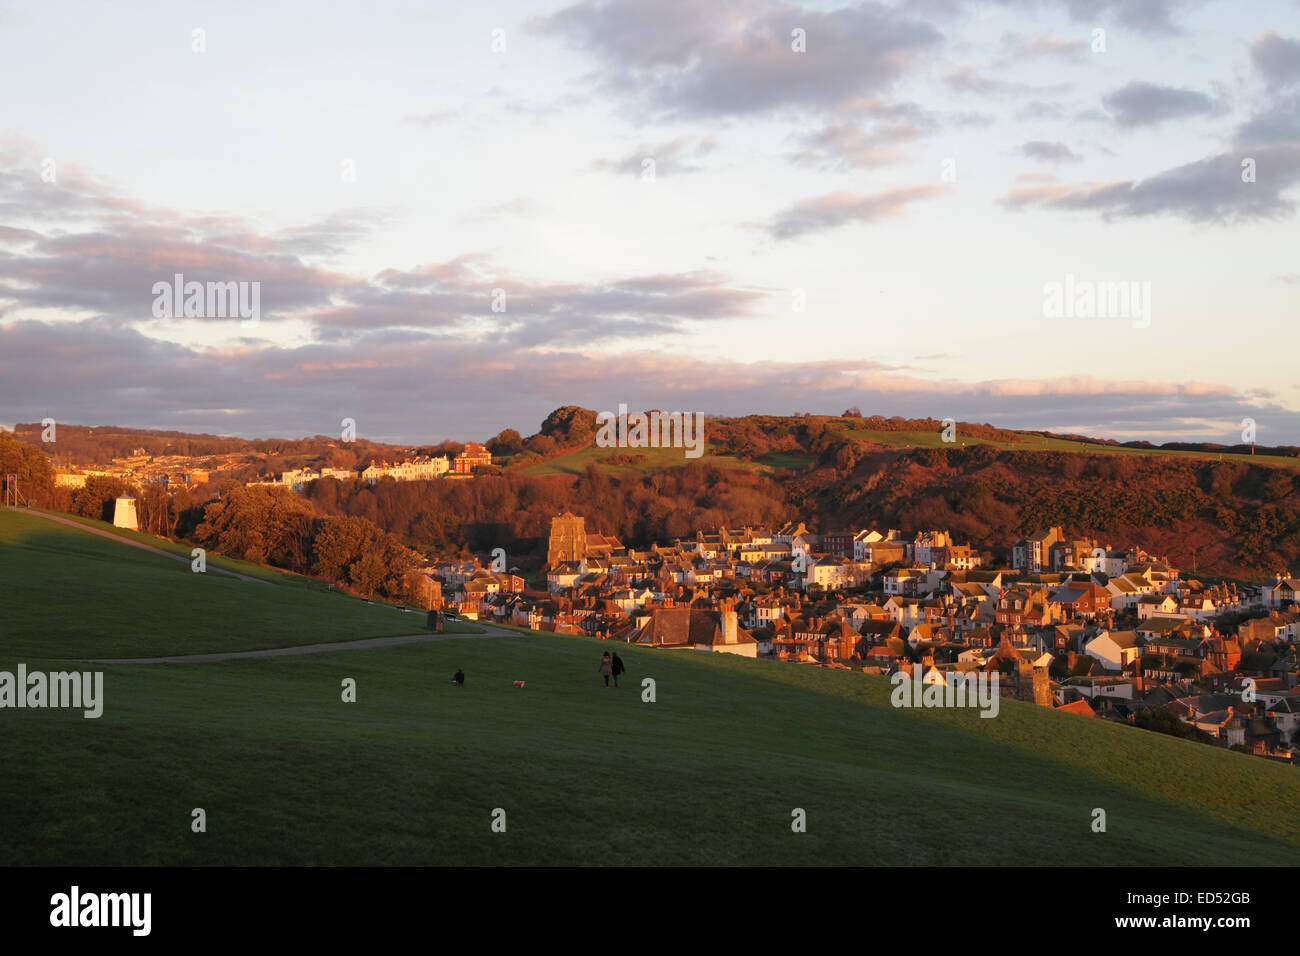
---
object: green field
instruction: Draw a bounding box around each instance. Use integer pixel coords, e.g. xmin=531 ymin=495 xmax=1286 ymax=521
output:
xmin=0 ymin=509 xmax=421 ymax=658
xmin=30 ymin=508 xmax=325 ymax=587
xmin=516 ymin=429 xmax=1298 ymax=479
xmin=845 ymin=428 xmax=1300 ymax=469
xmin=3 ymin=506 xmax=1298 ymax=865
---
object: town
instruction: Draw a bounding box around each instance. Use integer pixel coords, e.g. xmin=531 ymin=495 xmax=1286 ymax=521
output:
xmin=427 ymin=514 xmax=1300 ymax=763
xmin=49 ymin=442 xmax=498 ymax=491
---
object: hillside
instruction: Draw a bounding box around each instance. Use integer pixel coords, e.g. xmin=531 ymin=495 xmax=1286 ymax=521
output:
xmin=8 ymin=409 xmax=1300 ymax=583
xmin=792 ymin=444 xmax=1300 ymax=581
xmin=0 ymin=509 xmax=421 ymax=658
xmin=2 ymin=506 xmax=1299 ymax=866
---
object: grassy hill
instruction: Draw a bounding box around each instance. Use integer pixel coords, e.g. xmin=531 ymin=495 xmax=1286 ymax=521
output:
xmin=3 ymin=506 xmax=1299 ymax=866
xmin=843 ymin=427 xmax=1300 ymax=470
xmin=0 ymin=509 xmax=422 ymax=658
xmin=513 ymin=429 xmax=1299 ymax=480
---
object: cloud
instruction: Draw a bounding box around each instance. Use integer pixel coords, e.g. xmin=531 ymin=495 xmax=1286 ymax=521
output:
xmin=473 ymin=198 xmax=539 ymax=219
xmin=6 ymin=318 xmax=1298 ymax=443
xmin=0 ymin=140 xmax=763 ymax=344
xmin=1000 ymin=143 xmax=1300 ymax=223
xmin=1251 ymin=30 xmax=1300 ymax=90
xmin=402 ymin=109 xmax=459 ymax=127
xmin=1020 ymin=141 xmax=1082 ymax=163
xmin=767 ymin=186 xmax=947 ymax=239
xmin=991 ymin=0 xmax=1188 ymax=36
xmin=1103 ymin=80 xmax=1222 ymax=127
xmin=944 ymin=64 xmax=1011 ymax=94
xmin=1235 ymin=95 xmax=1300 ymax=146
xmin=592 ymin=136 xmax=717 ymax=175
xmin=301 ymin=260 xmax=765 ymax=347
xmin=0 ymin=140 xmax=375 ymax=321
xmin=787 ymin=121 xmax=928 ymax=169
xmin=1018 ymin=100 xmax=1068 ymax=120
xmin=531 ymin=0 xmax=943 ymax=117
xmin=999 ymin=31 xmax=1086 ymax=59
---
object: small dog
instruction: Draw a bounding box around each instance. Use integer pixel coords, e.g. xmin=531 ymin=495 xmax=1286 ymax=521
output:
xmin=513 ymin=680 xmax=525 ymax=689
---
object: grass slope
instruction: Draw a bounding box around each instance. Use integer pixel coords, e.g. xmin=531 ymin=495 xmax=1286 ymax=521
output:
xmin=31 ymin=509 xmax=320 ymax=587
xmin=846 ymin=428 xmax=1300 ymax=469
xmin=516 ymin=430 xmax=1298 ymax=480
xmin=3 ymin=633 xmax=1298 ymax=865
xmin=0 ymin=509 xmax=421 ymax=657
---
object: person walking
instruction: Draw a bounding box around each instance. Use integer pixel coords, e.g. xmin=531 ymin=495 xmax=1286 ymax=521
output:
xmin=610 ymin=651 xmax=625 ymax=688
xmin=598 ymin=652 xmax=613 ymax=687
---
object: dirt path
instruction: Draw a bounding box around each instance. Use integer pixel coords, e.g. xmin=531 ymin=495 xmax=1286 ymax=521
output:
xmin=80 ymin=623 xmax=527 ymax=664
xmin=21 ymin=509 xmax=268 ymax=584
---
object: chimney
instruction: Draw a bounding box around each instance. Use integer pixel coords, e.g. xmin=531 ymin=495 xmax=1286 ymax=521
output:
xmin=721 ymin=609 xmax=738 ymax=644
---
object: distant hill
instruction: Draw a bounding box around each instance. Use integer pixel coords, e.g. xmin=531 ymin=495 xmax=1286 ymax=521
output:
xmin=9 ymin=410 xmax=1299 ymax=580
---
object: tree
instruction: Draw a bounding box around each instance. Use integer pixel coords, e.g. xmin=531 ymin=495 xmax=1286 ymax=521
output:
xmin=311 ymin=514 xmax=419 ymax=600
xmin=0 ymin=431 xmax=54 ymax=503
xmin=195 ymin=485 xmax=315 ymax=571
xmin=70 ymin=476 xmax=136 ymax=521
xmin=539 ymin=406 xmax=598 ymax=446
xmin=488 ymin=429 xmax=523 ymax=455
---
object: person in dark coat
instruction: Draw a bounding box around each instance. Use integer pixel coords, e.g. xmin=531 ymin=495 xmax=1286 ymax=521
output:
xmin=598 ymin=652 xmax=613 ymax=687
xmin=452 ymin=668 xmax=465 ymax=686
xmin=610 ymin=652 xmax=625 ymax=688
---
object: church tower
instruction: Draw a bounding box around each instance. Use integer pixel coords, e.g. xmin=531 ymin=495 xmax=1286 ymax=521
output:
xmin=547 ymin=512 xmax=587 ymax=568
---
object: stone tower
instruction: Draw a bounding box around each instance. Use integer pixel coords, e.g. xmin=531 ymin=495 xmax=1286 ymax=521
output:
xmin=547 ymin=512 xmax=587 ymax=568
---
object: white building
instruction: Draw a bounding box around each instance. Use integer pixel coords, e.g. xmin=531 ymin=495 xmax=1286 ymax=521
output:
xmin=112 ymin=496 xmax=138 ymax=530
xmin=362 ymin=456 xmax=450 ymax=484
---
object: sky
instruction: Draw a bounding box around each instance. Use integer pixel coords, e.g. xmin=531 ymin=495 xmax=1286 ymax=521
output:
xmin=1 ymin=0 xmax=1298 ymax=445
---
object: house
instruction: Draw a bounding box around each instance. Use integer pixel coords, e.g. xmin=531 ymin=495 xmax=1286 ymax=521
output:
xmin=883 ymin=596 xmax=926 ymax=626
xmin=807 ymin=555 xmax=871 ymax=589
xmin=857 ymin=619 xmax=903 ymax=647
xmin=995 ymin=588 xmax=1057 ymax=627
xmin=1061 ymin=675 xmax=1135 ymax=700
xmin=634 ymin=607 xmax=757 ymax=657
xmin=780 ymin=616 xmax=859 ymax=661
xmin=1049 ymin=624 xmax=1089 ymax=655
xmin=1050 ymin=581 xmax=1110 ymax=619
xmin=1106 ymin=572 xmax=1159 ymax=611
xmin=936 ymin=543 xmax=982 ymax=571
xmin=852 ymin=529 xmax=884 ymax=561
xmin=1136 ymin=593 xmax=1182 ymax=621
xmin=820 ymin=530 xmax=853 ymax=558
xmin=1056 ymin=697 xmax=1096 ymax=717
xmin=1013 ymin=527 xmax=1063 ymax=573
xmin=452 ymin=442 xmax=493 ymax=474
xmin=1084 ymin=629 xmax=1141 ymax=672
xmin=1265 ymin=573 xmax=1299 ymax=609
xmin=909 ymin=530 xmax=950 ymax=566
xmin=1049 ymin=538 xmax=1100 ymax=573
xmin=883 ymin=567 xmax=930 ymax=597
xmin=862 ymin=540 xmax=907 ymax=566
xmin=547 ymin=561 xmax=583 ymax=592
